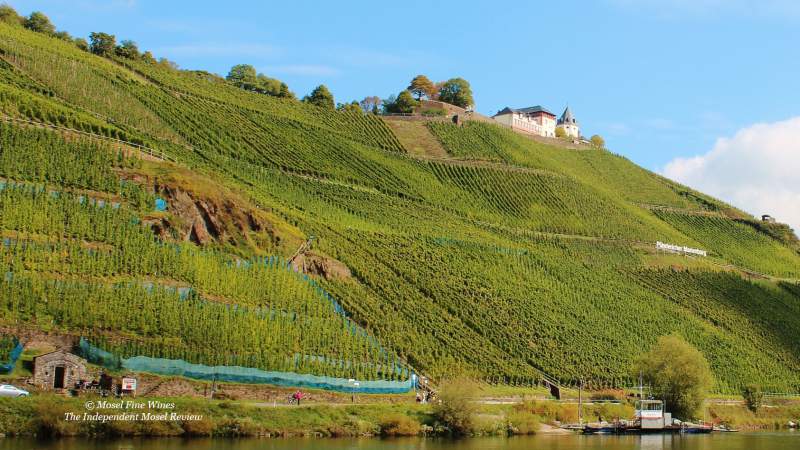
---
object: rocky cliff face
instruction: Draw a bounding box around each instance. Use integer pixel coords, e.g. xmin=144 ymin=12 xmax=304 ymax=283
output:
xmin=144 ymin=185 xmax=280 ymax=248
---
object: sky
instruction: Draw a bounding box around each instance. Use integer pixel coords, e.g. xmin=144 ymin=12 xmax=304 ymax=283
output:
xmin=9 ymin=0 xmax=800 ymax=231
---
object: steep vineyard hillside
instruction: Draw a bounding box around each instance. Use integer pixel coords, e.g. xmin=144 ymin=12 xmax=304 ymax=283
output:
xmin=0 ymin=23 xmax=799 ymax=393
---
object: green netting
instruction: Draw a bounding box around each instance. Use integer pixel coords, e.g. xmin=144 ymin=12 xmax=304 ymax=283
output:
xmin=78 ymin=338 xmax=413 ymax=394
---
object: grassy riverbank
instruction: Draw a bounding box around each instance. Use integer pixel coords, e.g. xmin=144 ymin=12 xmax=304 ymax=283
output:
xmin=2 ymin=393 xmax=798 ymax=438
xmin=0 ymin=396 xmax=433 ymax=438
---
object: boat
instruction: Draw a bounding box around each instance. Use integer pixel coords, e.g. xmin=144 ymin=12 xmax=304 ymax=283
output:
xmin=580 ymin=399 xmax=713 ymax=434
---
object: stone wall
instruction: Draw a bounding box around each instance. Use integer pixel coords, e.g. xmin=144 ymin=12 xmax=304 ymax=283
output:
xmin=33 ymin=351 xmax=88 ymax=390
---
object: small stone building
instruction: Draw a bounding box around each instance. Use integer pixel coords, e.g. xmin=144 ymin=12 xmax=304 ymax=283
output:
xmin=33 ymin=350 xmax=88 ymax=390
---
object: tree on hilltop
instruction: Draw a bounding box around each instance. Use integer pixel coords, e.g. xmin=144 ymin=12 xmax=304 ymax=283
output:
xmin=303 ymin=85 xmax=335 ymax=109
xmin=227 ymin=64 xmax=259 ymax=91
xmin=141 ymin=50 xmax=156 ymax=63
xmin=384 ymin=90 xmax=418 ymax=114
xmin=74 ymin=38 xmax=89 ymax=52
xmin=337 ymin=101 xmax=361 ymax=113
xmin=408 ymin=75 xmax=436 ymax=101
xmin=438 ymin=78 xmax=474 ymax=109
xmin=255 ymin=73 xmax=295 ymax=98
xmin=590 ymin=134 xmax=605 ymax=148
xmin=24 ymin=11 xmax=55 ymax=35
xmin=89 ymin=32 xmax=116 ymax=57
xmin=115 ymin=40 xmax=140 ymax=60
xmin=359 ymin=96 xmax=382 ymax=114
xmin=0 ymin=4 xmax=24 ymax=26
xmin=633 ymin=335 xmax=713 ymax=420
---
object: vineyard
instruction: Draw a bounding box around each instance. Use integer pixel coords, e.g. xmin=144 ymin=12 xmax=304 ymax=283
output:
xmin=0 ymin=20 xmax=798 ymax=394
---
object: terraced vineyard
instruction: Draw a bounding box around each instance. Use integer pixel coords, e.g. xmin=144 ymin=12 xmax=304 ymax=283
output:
xmin=0 ymin=20 xmax=798 ymax=393
xmin=653 ymin=210 xmax=800 ymax=278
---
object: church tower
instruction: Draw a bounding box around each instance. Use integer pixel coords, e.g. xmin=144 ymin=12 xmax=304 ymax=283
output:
xmin=556 ymin=106 xmax=580 ymax=138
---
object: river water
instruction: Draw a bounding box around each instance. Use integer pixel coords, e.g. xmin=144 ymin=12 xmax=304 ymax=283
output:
xmin=2 ymin=433 xmax=799 ymax=450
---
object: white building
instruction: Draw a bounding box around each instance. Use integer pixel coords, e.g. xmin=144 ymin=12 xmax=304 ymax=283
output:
xmin=492 ymin=106 xmax=557 ymax=137
xmin=556 ymin=106 xmax=580 ymax=138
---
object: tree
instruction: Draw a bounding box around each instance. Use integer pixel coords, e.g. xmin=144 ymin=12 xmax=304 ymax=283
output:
xmin=74 ymin=38 xmax=89 ymax=52
xmin=277 ymin=83 xmax=295 ymax=99
xmin=254 ymin=73 xmax=293 ymax=98
xmin=359 ymin=96 xmax=382 ymax=114
xmin=89 ymin=32 xmax=116 ymax=57
xmin=157 ymin=58 xmax=179 ymax=70
xmin=633 ymin=335 xmax=714 ymax=420
xmin=0 ymin=4 xmax=24 ymax=26
xmin=438 ymin=77 xmax=474 ymax=109
xmin=408 ymin=75 xmax=436 ymax=101
xmin=742 ymin=384 xmax=764 ymax=413
xmin=141 ymin=51 xmax=156 ymax=64
xmin=392 ymin=90 xmax=418 ymax=113
xmin=24 ymin=11 xmax=55 ymax=35
xmin=590 ymin=134 xmax=605 ymax=148
xmin=54 ymin=31 xmax=72 ymax=42
xmin=303 ymin=85 xmax=335 ymax=109
xmin=555 ymin=127 xmax=567 ymax=138
xmin=226 ymin=64 xmax=258 ymax=90
xmin=115 ymin=40 xmax=140 ymax=60
xmin=431 ymin=81 xmax=445 ymax=100
xmin=337 ymin=101 xmax=361 ymax=113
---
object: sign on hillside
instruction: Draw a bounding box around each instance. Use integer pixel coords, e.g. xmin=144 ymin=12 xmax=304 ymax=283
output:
xmin=656 ymin=241 xmax=707 ymax=257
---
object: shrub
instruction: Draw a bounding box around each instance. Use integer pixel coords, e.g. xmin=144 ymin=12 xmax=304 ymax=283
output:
xmin=434 ymin=377 xmax=480 ymax=436
xmin=507 ymin=410 xmax=540 ymax=435
xmin=590 ymin=389 xmax=624 ymax=401
xmin=379 ymin=413 xmax=421 ymax=436
xmin=743 ymin=384 xmax=764 ymax=413
xmin=182 ymin=417 xmax=216 ymax=436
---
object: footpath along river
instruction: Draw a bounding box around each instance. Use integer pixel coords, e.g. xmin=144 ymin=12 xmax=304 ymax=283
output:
xmin=2 ymin=432 xmax=799 ymax=450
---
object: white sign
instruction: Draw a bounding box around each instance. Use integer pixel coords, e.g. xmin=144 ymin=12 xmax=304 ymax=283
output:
xmin=121 ymin=377 xmax=137 ymax=391
xmin=656 ymin=241 xmax=707 ymax=257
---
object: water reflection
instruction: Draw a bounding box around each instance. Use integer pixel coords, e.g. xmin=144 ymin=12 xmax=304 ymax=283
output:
xmin=1 ymin=433 xmax=799 ymax=450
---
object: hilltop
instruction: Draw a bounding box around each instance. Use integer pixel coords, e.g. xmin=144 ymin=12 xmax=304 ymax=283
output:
xmin=0 ymin=16 xmax=799 ymax=396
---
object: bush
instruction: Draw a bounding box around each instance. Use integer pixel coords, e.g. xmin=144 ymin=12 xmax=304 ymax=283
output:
xmin=590 ymin=389 xmax=624 ymax=401
xmin=434 ymin=377 xmax=480 ymax=436
xmin=507 ymin=410 xmax=540 ymax=435
xmin=514 ymin=400 xmax=558 ymax=422
xmin=182 ymin=417 xmax=216 ymax=436
xmin=379 ymin=413 xmax=421 ymax=436
xmin=743 ymin=384 xmax=764 ymax=413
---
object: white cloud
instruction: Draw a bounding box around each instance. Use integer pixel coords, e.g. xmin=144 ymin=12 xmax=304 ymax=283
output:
xmin=263 ymin=64 xmax=340 ymax=77
xmin=662 ymin=117 xmax=800 ymax=232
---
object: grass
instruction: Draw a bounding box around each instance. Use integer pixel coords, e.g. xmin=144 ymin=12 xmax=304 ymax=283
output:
xmin=384 ymin=118 xmax=447 ymax=158
xmin=0 ymin=395 xmax=433 ymax=437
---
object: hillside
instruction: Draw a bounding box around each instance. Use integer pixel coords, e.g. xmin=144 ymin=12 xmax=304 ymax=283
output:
xmin=0 ymin=21 xmax=799 ymax=395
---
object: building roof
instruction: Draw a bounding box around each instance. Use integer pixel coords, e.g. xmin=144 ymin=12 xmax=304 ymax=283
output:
xmin=558 ymin=106 xmax=578 ymax=125
xmin=494 ymin=105 xmax=555 ymax=117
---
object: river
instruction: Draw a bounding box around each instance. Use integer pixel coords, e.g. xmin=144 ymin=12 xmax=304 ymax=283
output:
xmin=2 ymin=433 xmax=799 ymax=450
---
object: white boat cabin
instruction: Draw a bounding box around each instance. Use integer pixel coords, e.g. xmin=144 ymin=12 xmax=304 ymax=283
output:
xmin=635 ymin=399 xmax=673 ymax=429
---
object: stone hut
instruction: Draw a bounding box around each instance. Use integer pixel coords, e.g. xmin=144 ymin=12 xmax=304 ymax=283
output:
xmin=33 ymin=350 xmax=88 ymax=390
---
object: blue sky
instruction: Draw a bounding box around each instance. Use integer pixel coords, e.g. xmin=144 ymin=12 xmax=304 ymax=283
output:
xmin=9 ymin=0 xmax=800 ymax=228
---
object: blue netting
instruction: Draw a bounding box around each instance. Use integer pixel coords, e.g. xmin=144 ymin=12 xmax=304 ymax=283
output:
xmin=78 ymin=338 xmax=413 ymax=394
xmin=154 ymin=197 xmax=168 ymax=211
xmin=0 ymin=340 xmax=23 ymax=374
